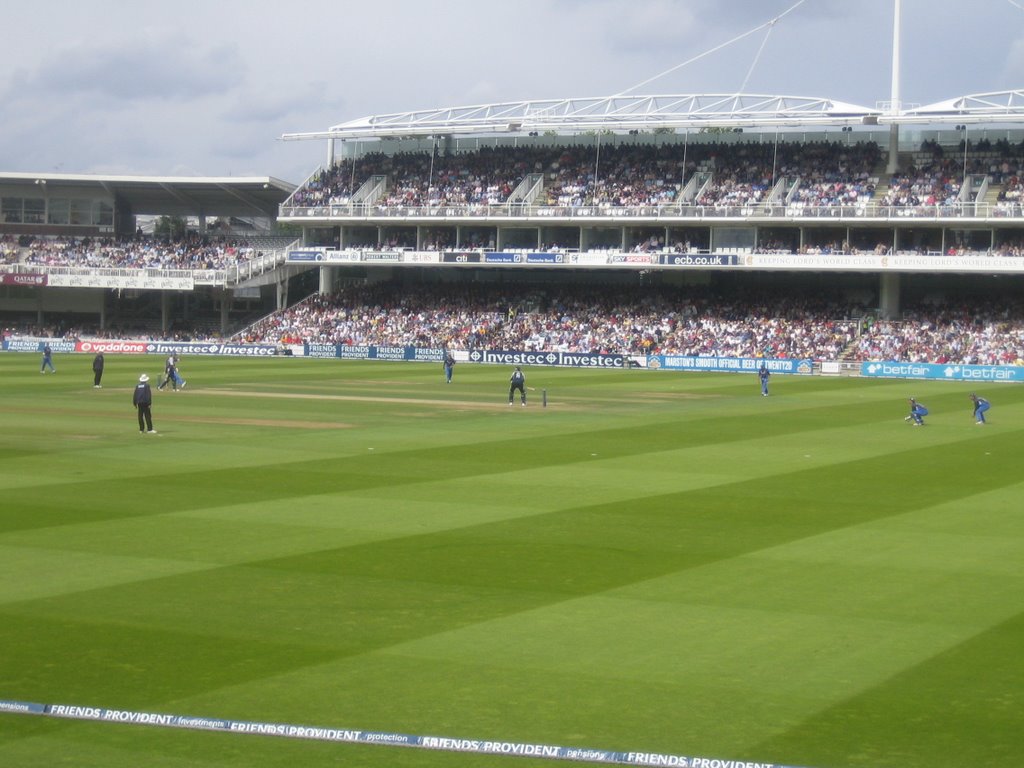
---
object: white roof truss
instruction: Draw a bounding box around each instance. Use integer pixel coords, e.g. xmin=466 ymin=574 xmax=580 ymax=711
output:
xmin=281 ymin=89 xmax=1024 ymax=142
xmin=281 ymin=93 xmax=879 ymax=141
xmin=882 ymin=89 xmax=1024 ymax=125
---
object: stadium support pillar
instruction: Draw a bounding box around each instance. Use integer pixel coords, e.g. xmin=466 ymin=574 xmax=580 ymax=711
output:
xmin=277 ymin=276 xmax=288 ymax=310
xmin=220 ymin=290 xmax=230 ymax=334
xmin=887 ymin=0 xmax=902 ymax=175
xmin=327 ymin=139 xmax=335 ymax=167
xmin=319 ymin=266 xmax=336 ymax=294
xmin=161 ymin=292 xmax=171 ymax=335
xmin=879 ymin=273 xmax=901 ymax=319
xmin=886 ymin=124 xmax=900 ymax=174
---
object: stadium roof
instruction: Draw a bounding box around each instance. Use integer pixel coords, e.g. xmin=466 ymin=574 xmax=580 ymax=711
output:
xmin=0 ymin=172 xmax=295 ymax=219
xmin=894 ymin=89 xmax=1024 ymax=124
xmin=280 ymin=89 xmax=1024 ymax=142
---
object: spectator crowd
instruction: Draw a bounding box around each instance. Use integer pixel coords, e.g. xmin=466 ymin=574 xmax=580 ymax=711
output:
xmin=7 ymin=280 xmax=1021 ymax=366
xmin=3 ymin=233 xmax=289 ymax=271
xmin=283 ymin=136 xmax=1024 ymax=218
xmin=287 ymin=140 xmax=889 ymax=214
xmin=238 ymin=282 xmax=1024 ymax=366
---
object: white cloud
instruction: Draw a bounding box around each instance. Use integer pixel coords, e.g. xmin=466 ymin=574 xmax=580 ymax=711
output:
xmin=1 ymin=0 xmax=1023 ymax=183
xmin=8 ymin=38 xmax=244 ymax=105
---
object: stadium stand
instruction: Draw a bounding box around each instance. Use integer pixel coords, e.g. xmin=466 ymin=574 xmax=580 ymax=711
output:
xmin=5 ymin=131 xmax=1024 ymax=360
xmin=234 ymin=279 xmax=1024 ymax=365
xmin=282 ymin=138 xmax=1022 ymax=218
xmin=15 ymin=233 xmax=291 ymax=271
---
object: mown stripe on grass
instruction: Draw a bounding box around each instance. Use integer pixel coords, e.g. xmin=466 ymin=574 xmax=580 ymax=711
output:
xmin=0 ymin=610 xmax=340 ymax=714
xmin=749 ymin=608 xmax=1024 ymax=768
xmin=2 ymin=394 xmax=1011 ymax=535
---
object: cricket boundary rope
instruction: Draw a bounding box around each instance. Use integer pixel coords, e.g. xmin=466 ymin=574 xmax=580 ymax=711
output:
xmin=0 ymin=699 xmax=811 ymax=768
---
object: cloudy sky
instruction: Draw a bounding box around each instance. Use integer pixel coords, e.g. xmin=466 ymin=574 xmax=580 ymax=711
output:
xmin=2 ymin=0 xmax=1023 ymax=184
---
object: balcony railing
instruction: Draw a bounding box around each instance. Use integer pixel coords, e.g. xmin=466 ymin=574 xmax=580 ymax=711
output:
xmin=0 ymin=245 xmax=295 ymax=287
xmin=279 ymin=200 xmax=1024 ymax=221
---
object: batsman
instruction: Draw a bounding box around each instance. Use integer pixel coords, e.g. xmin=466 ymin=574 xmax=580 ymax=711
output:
xmin=508 ymin=366 xmax=528 ymax=407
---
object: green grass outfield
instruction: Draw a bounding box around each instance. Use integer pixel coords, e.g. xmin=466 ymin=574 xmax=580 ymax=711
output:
xmin=1 ymin=352 xmax=1022 ymax=768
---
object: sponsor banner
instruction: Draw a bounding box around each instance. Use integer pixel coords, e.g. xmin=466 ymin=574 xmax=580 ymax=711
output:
xmin=524 ymin=252 xmax=566 ymax=264
xmin=860 ymin=361 xmax=1024 ymax=382
xmin=442 ymin=252 xmax=482 ymax=264
xmin=741 ymin=252 xmax=1024 ymax=273
xmin=483 ymin=252 xmax=524 ymax=264
xmin=742 ymin=253 xmax=882 ymax=270
xmin=338 ymin=344 xmax=372 ymax=359
xmin=287 ymin=249 xmax=363 ymax=264
xmin=46 ymin=274 xmax=194 ymax=290
xmin=0 ymin=699 xmax=804 ymax=768
xmin=468 ymin=349 xmax=626 ymax=368
xmin=286 ymin=249 xmax=327 ymax=262
xmin=1 ymin=273 xmax=48 ymax=286
xmin=568 ymin=253 xmax=613 ymax=265
xmin=409 ymin=347 xmax=445 ymax=362
xmin=297 ymin=345 xmax=622 ymax=368
xmin=310 ymin=345 xmax=446 ymax=361
xmin=321 ymin=250 xmax=362 ymax=263
xmin=3 ymin=337 xmax=278 ymax=357
xmin=143 ymin=342 xmax=278 ymax=357
xmin=374 ymin=345 xmax=408 ymax=361
xmin=306 ymin=343 xmax=341 ymax=359
xmin=403 ymin=252 xmax=440 ymax=264
xmin=0 ymin=700 xmax=46 ymax=715
xmin=3 ymin=337 xmax=78 ymax=353
xmin=888 ymin=254 xmax=1024 ymax=272
xmin=204 ymin=343 xmax=279 ymax=357
xmin=610 ymin=254 xmax=661 ymax=265
xmin=362 ymin=252 xmax=404 ymax=262
xmin=191 ymin=270 xmax=222 ymax=284
xmin=662 ymin=253 xmax=741 ymax=267
xmin=76 ymin=340 xmax=149 ymax=355
xmin=650 ymin=356 xmax=814 ymax=374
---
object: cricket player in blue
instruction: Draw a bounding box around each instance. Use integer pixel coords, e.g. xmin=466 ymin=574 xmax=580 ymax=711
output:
xmin=758 ymin=363 xmax=770 ymax=396
xmin=40 ymin=343 xmax=56 ymax=373
xmin=509 ymin=366 xmax=526 ymax=406
xmin=970 ymin=393 xmax=990 ymax=424
xmin=906 ymin=398 xmax=928 ymax=426
xmin=443 ymin=351 xmax=455 ymax=383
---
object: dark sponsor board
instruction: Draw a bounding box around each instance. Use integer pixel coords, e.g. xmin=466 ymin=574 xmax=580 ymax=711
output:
xmin=286 ymin=250 xmax=325 ymax=262
xmin=467 ymin=349 xmax=625 ymax=368
xmin=661 ymin=253 xmax=741 ymax=267
xmin=651 ymin=356 xmax=812 ymax=373
xmin=441 ymin=252 xmax=482 ymax=263
xmin=1 ymin=273 xmax=48 ymax=286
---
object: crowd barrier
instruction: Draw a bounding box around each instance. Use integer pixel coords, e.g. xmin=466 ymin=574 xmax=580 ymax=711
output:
xmin=3 ymin=337 xmax=1022 ymax=381
xmin=0 ymin=699 xmax=805 ymax=768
